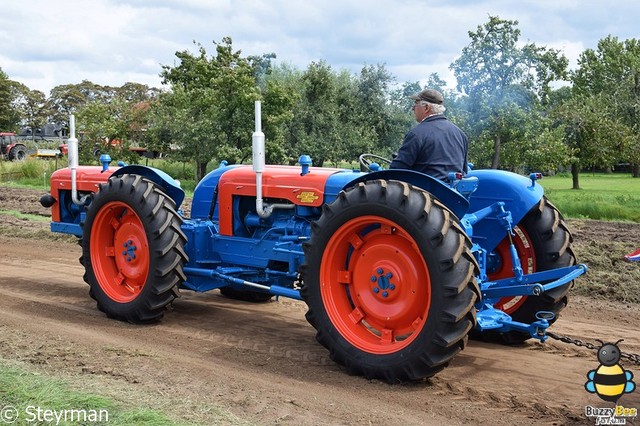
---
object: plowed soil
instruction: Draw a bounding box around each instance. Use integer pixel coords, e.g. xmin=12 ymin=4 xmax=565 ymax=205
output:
xmin=1 ymin=186 xmax=639 ymax=425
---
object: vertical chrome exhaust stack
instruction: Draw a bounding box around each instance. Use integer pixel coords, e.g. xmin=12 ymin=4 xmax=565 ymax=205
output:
xmin=252 ymin=100 xmax=292 ymax=218
xmin=67 ymin=114 xmax=88 ymax=206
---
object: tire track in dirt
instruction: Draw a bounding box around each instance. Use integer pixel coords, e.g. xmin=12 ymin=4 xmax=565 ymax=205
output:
xmin=2 ymin=234 xmax=640 ymax=425
xmin=0 ymin=259 xmax=445 ymax=425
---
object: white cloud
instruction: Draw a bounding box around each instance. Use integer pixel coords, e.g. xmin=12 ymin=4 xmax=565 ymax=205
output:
xmin=1 ymin=0 xmax=639 ymax=95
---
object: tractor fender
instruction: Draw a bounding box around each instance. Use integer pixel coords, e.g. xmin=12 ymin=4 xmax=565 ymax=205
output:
xmin=112 ymin=165 xmax=185 ymax=209
xmin=466 ymin=169 xmax=544 ymax=252
xmin=338 ymin=169 xmax=470 ymax=220
xmin=3 ymin=143 xmax=14 ymax=156
xmin=5 ymin=143 xmax=27 ymax=156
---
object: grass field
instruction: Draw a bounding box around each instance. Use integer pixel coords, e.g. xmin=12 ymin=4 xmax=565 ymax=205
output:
xmin=541 ymin=172 xmax=640 ymax=222
xmin=0 ymin=362 xmax=181 ymax=425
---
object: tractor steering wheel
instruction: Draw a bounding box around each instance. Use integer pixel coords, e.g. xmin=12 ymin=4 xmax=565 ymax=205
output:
xmin=359 ymin=153 xmax=392 ymax=172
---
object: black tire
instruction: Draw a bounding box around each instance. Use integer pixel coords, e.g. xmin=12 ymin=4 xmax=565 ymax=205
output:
xmin=301 ymin=180 xmax=480 ymax=383
xmin=81 ymin=174 xmax=188 ymax=323
xmin=219 ymin=286 xmax=273 ymax=303
xmin=477 ymin=197 xmax=576 ymax=344
xmin=9 ymin=145 xmax=27 ymax=161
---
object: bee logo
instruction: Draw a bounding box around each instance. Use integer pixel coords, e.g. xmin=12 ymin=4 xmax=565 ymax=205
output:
xmin=585 ymin=339 xmax=636 ymax=402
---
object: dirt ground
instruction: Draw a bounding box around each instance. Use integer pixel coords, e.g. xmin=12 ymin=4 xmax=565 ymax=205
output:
xmin=1 ymin=186 xmax=639 ymax=425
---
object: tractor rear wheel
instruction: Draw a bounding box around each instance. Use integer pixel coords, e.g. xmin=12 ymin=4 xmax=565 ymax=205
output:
xmin=9 ymin=145 xmax=27 ymax=161
xmin=480 ymin=197 xmax=576 ymax=344
xmin=81 ymin=174 xmax=188 ymax=323
xmin=302 ymin=180 xmax=480 ymax=382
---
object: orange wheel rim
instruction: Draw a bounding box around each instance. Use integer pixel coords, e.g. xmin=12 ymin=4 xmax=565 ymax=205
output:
xmin=489 ymin=226 xmax=536 ymax=314
xmin=90 ymin=201 xmax=149 ymax=303
xmin=320 ymin=216 xmax=431 ymax=354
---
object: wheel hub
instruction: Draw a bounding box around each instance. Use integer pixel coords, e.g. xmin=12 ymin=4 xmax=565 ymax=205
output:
xmin=370 ymin=268 xmax=397 ymax=300
xmin=113 ymin=223 xmax=146 ymax=282
xmin=122 ymin=239 xmax=137 ymax=262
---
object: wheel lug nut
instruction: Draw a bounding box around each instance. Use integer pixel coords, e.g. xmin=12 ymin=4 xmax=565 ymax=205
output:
xmin=386 ymin=272 xmax=393 ymax=278
xmin=376 ymin=268 xmax=383 ymax=274
xmin=371 ymin=276 xmax=376 ymax=282
xmin=373 ymin=287 xmax=380 ymax=294
xmin=389 ymin=284 xmax=396 ymax=290
xmin=382 ymin=291 xmax=389 ymax=298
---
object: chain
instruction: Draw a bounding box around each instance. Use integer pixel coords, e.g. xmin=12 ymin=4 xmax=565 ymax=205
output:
xmin=546 ymin=331 xmax=640 ymax=366
xmin=621 ymin=351 xmax=640 ymax=365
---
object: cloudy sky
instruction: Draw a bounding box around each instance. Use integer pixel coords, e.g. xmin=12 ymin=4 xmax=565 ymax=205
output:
xmin=1 ymin=0 xmax=639 ymax=96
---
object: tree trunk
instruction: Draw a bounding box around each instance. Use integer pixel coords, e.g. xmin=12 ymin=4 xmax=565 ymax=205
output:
xmin=491 ymin=134 xmax=501 ymax=169
xmin=632 ymin=163 xmax=640 ymax=178
xmin=196 ymin=161 xmax=208 ymax=182
xmin=571 ymin=163 xmax=581 ymax=190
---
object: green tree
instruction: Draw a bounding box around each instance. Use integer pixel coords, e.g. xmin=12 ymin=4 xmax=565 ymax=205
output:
xmin=249 ymin=52 xmax=277 ymax=91
xmin=47 ymin=81 xmax=159 ymax=141
xmin=552 ymin=94 xmax=628 ymax=189
xmin=75 ymin=97 xmax=139 ymax=164
xmin=47 ymin=83 xmax=90 ymax=127
xmin=48 ymin=81 xmax=114 ymax=120
xmin=0 ymin=68 xmax=21 ymax=131
xmin=285 ymin=61 xmax=343 ymax=166
xmin=116 ymin=82 xmax=161 ymax=103
xmin=571 ymin=36 xmax=640 ymax=177
xmin=12 ymin=84 xmax=48 ymax=140
xmin=261 ymin=77 xmax=298 ymax=164
xmin=450 ymin=16 xmax=568 ymax=169
xmin=352 ymin=64 xmax=414 ymax=158
xmin=155 ymin=37 xmax=259 ymax=180
xmin=283 ymin=61 xmax=378 ymax=166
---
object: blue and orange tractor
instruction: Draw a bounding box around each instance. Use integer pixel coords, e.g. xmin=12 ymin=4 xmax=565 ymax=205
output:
xmin=40 ymin=104 xmax=586 ymax=382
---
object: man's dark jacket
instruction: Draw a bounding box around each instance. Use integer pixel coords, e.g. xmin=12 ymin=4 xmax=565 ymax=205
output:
xmin=390 ymin=115 xmax=468 ymax=181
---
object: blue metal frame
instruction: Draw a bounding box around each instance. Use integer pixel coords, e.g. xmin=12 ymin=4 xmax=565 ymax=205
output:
xmin=466 ymin=169 xmax=544 ymax=252
xmin=457 ymin=171 xmax=588 ymax=340
xmin=51 ymin=221 xmax=83 ymax=236
xmin=482 ymin=265 xmax=588 ymax=299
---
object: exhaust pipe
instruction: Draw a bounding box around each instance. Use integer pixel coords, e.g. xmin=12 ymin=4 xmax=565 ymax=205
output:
xmin=253 ymin=101 xmax=293 ymax=218
xmin=68 ymin=115 xmax=88 ymax=206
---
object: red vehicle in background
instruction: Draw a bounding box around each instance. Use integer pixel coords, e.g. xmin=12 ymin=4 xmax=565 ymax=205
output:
xmin=0 ymin=132 xmax=28 ymax=161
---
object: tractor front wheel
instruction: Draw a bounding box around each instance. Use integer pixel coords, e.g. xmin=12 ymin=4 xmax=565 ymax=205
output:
xmin=81 ymin=174 xmax=188 ymax=323
xmin=302 ymin=180 xmax=480 ymax=382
